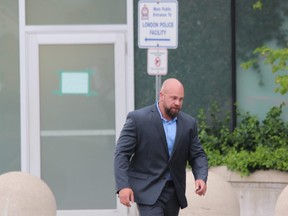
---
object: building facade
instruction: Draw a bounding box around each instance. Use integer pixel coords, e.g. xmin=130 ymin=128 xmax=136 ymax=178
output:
xmin=0 ymin=0 xmax=287 ymax=215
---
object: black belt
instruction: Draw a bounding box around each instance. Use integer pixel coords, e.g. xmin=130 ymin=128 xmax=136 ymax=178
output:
xmin=165 ymin=180 xmax=174 ymax=187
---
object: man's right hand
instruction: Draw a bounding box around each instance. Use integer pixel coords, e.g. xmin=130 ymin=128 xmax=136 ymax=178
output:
xmin=118 ymin=188 xmax=134 ymax=207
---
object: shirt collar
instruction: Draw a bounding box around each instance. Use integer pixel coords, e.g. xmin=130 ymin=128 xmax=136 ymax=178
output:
xmin=156 ymin=102 xmax=177 ymax=122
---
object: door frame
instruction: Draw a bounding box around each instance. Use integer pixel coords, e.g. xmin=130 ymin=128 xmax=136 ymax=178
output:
xmin=22 ymin=30 xmax=130 ymax=216
xmin=25 ymin=30 xmax=127 ymax=175
xmin=19 ymin=1 xmax=135 ymax=215
xmin=19 ymin=0 xmax=135 ymax=173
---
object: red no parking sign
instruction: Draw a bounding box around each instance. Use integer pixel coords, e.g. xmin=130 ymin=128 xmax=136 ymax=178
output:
xmin=147 ymin=49 xmax=168 ymax=75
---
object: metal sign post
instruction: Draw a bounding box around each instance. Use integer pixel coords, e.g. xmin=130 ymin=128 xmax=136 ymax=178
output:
xmin=138 ymin=0 xmax=178 ymax=100
xmin=155 ymin=75 xmax=162 ymax=101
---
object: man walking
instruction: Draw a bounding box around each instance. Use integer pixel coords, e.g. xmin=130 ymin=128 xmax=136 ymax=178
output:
xmin=114 ymin=78 xmax=208 ymax=216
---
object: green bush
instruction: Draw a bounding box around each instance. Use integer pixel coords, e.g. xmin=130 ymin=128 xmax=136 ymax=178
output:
xmin=197 ymin=102 xmax=288 ymax=176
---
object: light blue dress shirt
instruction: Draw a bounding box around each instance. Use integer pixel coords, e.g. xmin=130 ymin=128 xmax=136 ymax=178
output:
xmin=156 ymin=102 xmax=177 ymax=180
xmin=156 ymin=102 xmax=177 ymax=157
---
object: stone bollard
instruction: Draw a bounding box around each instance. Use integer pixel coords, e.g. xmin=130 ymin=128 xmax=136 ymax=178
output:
xmin=0 ymin=172 xmax=57 ymax=216
xmin=274 ymin=185 xmax=288 ymax=216
xmin=179 ymin=171 xmax=240 ymax=216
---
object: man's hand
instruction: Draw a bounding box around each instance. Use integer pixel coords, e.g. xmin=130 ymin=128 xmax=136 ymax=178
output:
xmin=118 ymin=188 xmax=134 ymax=207
xmin=195 ymin=179 xmax=207 ymax=196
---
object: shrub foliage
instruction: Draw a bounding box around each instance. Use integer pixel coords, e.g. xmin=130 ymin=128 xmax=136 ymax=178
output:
xmin=197 ymin=102 xmax=288 ymax=176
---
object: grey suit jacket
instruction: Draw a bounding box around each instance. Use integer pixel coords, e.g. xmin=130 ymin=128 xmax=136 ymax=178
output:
xmin=114 ymin=104 xmax=208 ymax=208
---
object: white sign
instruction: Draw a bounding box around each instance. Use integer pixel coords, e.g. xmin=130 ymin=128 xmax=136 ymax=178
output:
xmin=147 ymin=48 xmax=168 ymax=75
xmin=61 ymin=72 xmax=89 ymax=94
xmin=138 ymin=0 xmax=178 ymax=49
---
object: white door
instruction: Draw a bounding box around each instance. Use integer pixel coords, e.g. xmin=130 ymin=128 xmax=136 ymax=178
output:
xmin=24 ymin=31 xmax=130 ymax=216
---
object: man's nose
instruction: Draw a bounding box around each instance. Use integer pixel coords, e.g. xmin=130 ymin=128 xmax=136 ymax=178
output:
xmin=175 ymin=99 xmax=181 ymax=106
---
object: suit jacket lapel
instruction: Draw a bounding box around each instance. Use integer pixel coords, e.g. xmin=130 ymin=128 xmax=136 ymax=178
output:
xmin=171 ymin=113 xmax=183 ymax=157
xmin=150 ymin=105 xmax=170 ymax=157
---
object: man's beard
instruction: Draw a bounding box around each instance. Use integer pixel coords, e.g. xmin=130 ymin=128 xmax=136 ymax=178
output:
xmin=165 ymin=107 xmax=180 ymax=119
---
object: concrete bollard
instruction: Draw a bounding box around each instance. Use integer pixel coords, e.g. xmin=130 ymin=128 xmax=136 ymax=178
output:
xmin=0 ymin=172 xmax=57 ymax=216
xmin=179 ymin=171 xmax=240 ymax=216
xmin=274 ymin=185 xmax=288 ymax=216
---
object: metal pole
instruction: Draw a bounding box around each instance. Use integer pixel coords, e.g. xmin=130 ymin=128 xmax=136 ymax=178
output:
xmin=155 ymin=75 xmax=162 ymax=101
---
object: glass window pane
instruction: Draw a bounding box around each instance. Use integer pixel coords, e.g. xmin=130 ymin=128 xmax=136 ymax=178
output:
xmin=39 ymin=44 xmax=115 ymax=130
xmin=39 ymin=44 xmax=116 ymax=209
xmin=236 ymin=0 xmax=288 ymax=121
xmin=0 ymin=0 xmax=21 ymax=173
xmin=41 ymin=136 xmax=116 ymax=209
xmin=26 ymin=0 xmax=126 ymax=25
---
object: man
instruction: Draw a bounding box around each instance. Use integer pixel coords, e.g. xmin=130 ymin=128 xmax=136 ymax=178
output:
xmin=114 ymin=78 xmax=208 ymax=216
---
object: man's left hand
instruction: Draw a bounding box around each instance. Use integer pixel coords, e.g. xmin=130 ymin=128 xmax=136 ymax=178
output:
xmin=195 ymin=179 xmax=207 ymax=196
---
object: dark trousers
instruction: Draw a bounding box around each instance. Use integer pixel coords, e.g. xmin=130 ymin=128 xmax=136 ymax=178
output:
xmin=137 ymin=183 xmax=180 ymax=216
